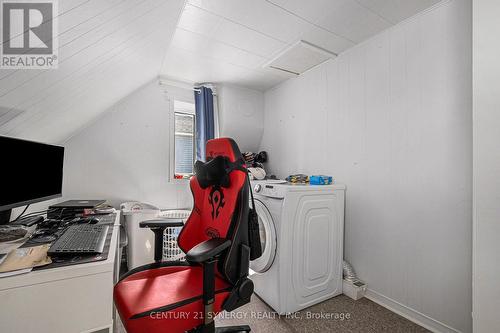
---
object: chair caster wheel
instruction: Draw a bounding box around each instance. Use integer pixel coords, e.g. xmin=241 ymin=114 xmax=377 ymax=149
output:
xmin=215 ymin=325 xmax=251 ymax=333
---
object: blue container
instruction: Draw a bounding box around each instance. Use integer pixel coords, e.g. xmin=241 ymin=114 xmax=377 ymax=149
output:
xmin=310 ymin=175 xmax=333 ymax=185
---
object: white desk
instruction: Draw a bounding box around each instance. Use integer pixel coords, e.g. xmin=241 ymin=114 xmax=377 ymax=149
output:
xmin=0 ymin=211 xmax=121 ymax=333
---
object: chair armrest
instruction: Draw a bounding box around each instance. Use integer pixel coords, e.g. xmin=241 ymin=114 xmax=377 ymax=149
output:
xmin=139 ymin=218 xmax=184 ymax=228
xmin=186 ymin=238 xmax=231 ymax=263
xmin=139 ymin=218 xmax=184 ymax=263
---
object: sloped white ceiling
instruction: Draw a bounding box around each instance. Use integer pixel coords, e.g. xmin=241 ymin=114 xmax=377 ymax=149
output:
xmin=0 ymin=0 xmax=185 ymax=144
xmin=0 ymin=0 xmax=442 ymax=144
xmin=161 ymin=0 xmax=442 ymax=91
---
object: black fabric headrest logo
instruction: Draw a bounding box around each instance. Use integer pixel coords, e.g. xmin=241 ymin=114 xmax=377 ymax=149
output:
xmin=209 ymin=186 xmax=225 ymax=219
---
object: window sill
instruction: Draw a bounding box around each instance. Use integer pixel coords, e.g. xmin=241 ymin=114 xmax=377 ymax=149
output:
xmin=169 ymin=174 xmax=193 ymax=184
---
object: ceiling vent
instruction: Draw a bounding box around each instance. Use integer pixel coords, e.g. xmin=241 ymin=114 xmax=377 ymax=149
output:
xmin=264 ymin=40 xmax=337 ymax=76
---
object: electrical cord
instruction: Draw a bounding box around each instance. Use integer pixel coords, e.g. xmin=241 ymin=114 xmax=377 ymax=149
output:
xmin=16 ymin=207 xmax=58 ymax=220
xmin=13 ymin=204 xmax=30 ymax=222
xmin=58 ymin=208 xmax=66 ymax=220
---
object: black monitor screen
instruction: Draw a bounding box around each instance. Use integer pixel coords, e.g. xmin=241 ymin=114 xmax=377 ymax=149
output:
xmin=0 ymin=136 xmax=64 ymax=210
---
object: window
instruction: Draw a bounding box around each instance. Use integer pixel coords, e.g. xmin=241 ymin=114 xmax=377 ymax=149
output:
xmin=173 ymin=100 xmax=195 ymax=179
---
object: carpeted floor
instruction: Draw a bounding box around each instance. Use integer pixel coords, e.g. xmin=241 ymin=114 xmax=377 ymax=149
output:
xmin=216 ymin=294 xmax=428 ymax=333
xmin=116 ymin=294 xmax=429 ymax=333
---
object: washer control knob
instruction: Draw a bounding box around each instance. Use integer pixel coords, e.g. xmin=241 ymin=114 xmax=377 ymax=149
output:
xmin=254 ymin=184 xmax=262 ymax=193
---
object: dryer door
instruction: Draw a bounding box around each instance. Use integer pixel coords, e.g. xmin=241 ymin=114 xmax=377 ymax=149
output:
xmin=250 ymin=199 xmax=277 ymax=273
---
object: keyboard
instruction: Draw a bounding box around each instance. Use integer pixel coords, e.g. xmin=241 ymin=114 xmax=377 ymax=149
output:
xmin=48 ymin=224 xmax=109 ymax=256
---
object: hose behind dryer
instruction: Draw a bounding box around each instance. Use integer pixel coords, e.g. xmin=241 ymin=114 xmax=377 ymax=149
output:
xmin=343 ymin=260 xmax=359 ymax=282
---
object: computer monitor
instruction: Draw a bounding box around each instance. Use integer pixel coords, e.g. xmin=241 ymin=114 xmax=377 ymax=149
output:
xmin=0 ymin=136 xmax=64 ymax=224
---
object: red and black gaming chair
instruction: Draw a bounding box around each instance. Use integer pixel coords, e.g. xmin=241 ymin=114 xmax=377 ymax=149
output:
xmin=114 ymin=138 xmax=255 ymax=333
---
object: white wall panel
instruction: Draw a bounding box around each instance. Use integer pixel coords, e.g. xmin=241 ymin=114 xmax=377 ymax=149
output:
xmin=260 ymin=1 xmax=472 ymax=331
xmin=218 ymin=84 xmax=264 ymax=152
xmin=473 ymin=1 xmax=500 ymax=332
xmin=63 ymin=80 xmax=192 ymax=209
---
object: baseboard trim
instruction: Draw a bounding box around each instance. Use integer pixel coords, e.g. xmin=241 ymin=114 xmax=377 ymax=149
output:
xmin=364 ymin=289 xmax=462 ymax=333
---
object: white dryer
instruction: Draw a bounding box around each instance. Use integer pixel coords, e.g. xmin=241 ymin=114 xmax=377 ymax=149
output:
xmin=249 ymin=181 xmax=345 ymax=314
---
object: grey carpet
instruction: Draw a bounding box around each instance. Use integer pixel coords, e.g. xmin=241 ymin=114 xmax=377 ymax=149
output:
xmin=216 ymin=294 xmax=429 ymax=333
xmin=117 ymin=294 xmax=429 ymax=333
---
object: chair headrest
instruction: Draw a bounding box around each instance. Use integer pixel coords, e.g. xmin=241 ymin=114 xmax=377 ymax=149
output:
xmin=194 ymin=156 xmax=231 ymax=189
xmin=206 ymin=138 xmax=242 ymax=163
xmin=195 ymin=138 xmax=245 ymax=189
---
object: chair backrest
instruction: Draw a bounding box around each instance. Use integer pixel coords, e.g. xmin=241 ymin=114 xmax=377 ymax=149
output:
xmin=178 ymin=138 xmax=249 ymax=284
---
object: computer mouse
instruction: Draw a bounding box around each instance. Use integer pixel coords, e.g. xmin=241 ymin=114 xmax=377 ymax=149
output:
xmin=88 ymin=217 xmax=99 ymax=224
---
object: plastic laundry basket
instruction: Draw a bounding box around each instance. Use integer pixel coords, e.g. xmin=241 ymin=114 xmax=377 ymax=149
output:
xmin=120 ymin=201 xmax=161 ymax=269
xmin=159 ymin=209 xmax=191 ymax=261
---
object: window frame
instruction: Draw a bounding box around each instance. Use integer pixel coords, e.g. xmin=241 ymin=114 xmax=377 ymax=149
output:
xmin=173 ymin=110 xmax=195 ymax=178
xmin=168 ymin=91 xmax=196 ymax=183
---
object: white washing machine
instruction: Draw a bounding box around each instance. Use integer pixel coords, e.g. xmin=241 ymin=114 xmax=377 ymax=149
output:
xmin=249 ymin=181 xmax=345 ymax=314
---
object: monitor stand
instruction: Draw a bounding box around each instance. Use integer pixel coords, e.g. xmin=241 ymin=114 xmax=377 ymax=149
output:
xmin=0 ymin=209 xmax=12 ymax=225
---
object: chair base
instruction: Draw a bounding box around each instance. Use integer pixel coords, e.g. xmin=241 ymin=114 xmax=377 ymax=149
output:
xmin=215 ymin=325 xmax=251 ymax=333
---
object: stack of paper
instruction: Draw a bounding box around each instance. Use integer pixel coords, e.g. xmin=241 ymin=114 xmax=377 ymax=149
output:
xmin=0 ymin=244 xmax=52 ymax=277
